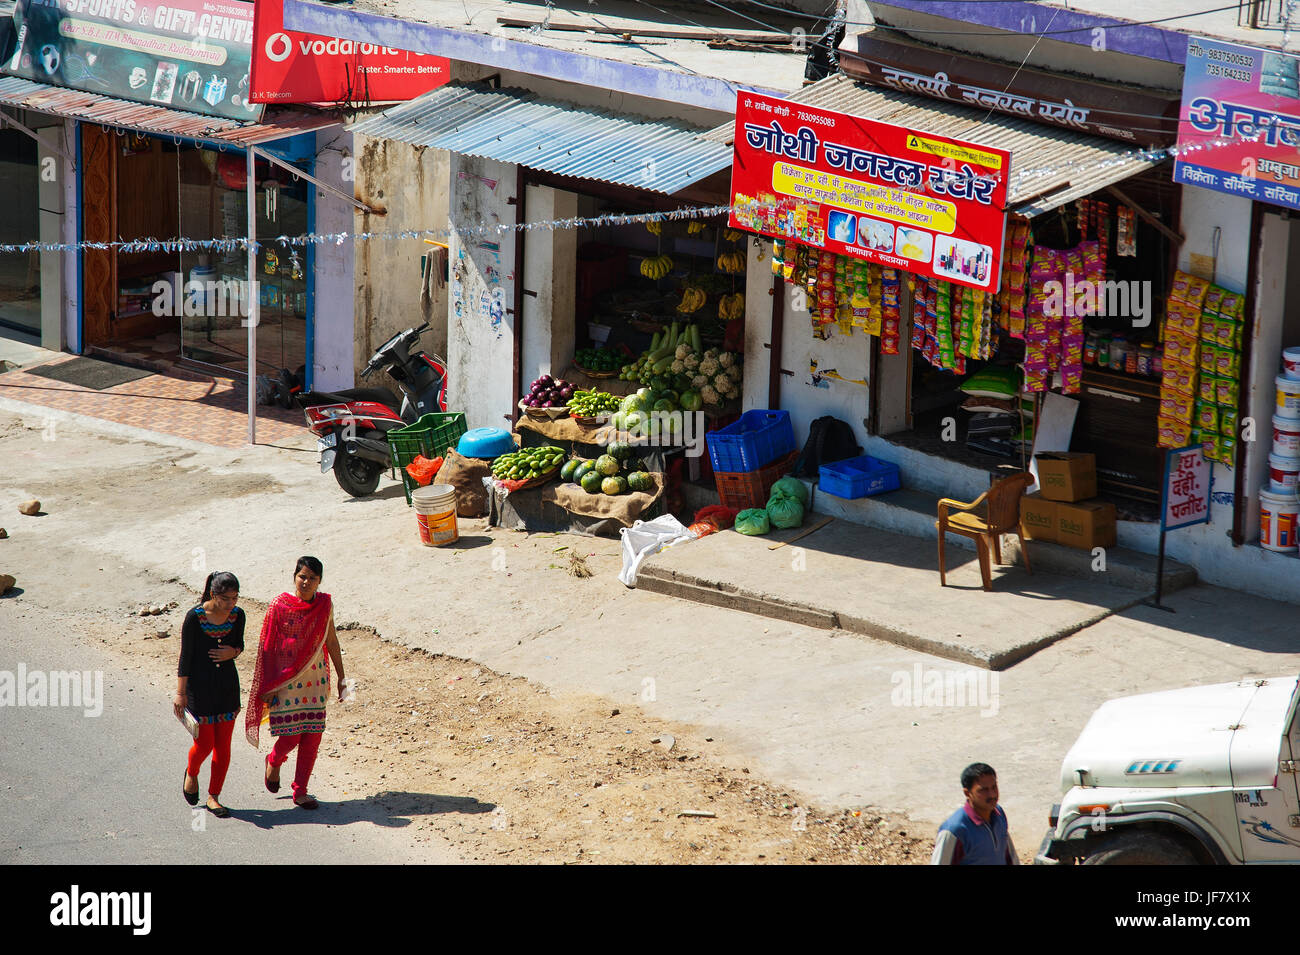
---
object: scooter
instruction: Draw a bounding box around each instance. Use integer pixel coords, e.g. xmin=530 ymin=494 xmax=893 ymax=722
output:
xmin=296 ymin=322 xmax=448 ymax=497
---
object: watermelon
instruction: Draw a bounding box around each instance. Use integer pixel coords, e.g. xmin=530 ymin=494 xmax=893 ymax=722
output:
xmin=626 ymin=471 xmax=653 ymax=493
xmin=608 ymin=441 xmax=633 ymax=462
xmin=560 ymin=459 xmax=581 ymax=482
xmin=573 ymin=461 xmax=594 ymax=483
xmin=580 ymin=471 xmax=604 ymax=494
xmin=594 ymin=454 xmax=621 ymax=477
xmin=601 ymin=476 xmax=628 ymax=495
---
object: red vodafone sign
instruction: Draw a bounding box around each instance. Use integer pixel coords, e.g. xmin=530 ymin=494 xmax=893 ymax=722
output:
xmin=249 ymin=0 xmax=449 ymax=104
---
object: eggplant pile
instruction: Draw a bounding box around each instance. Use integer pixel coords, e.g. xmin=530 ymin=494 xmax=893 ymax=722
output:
xmin=524 ymin=375 xmax=576 ymax=409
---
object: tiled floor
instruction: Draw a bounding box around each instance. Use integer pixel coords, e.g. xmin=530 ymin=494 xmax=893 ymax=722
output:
xmin=0 ymin=353 xmax=309 ymax=448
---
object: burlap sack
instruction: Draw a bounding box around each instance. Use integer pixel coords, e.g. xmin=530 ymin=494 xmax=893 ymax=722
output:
xmin=433 ymin=449 xmax=492 ymax=516
xmin=542 ymin=473 xmax=664 ymax=524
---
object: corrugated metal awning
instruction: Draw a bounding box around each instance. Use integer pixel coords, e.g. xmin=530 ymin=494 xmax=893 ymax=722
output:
xmin=0 ymin=76 xmax=339 ymax=146
xmin=349 ymin=83 xmax=733 ymax=195
xmin=705 ymin=74 xmax=1166 ymax=218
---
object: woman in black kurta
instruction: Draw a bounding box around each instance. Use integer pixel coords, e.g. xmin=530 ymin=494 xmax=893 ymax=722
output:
xmin=175 ymin=571 xmax=244 ymax=817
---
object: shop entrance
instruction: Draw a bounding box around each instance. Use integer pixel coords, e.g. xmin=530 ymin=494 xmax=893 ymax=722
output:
xmin=80 ymin=124 xmax=311 ymax=379
xmin=0 ymin=123 xmax=41 ymax=341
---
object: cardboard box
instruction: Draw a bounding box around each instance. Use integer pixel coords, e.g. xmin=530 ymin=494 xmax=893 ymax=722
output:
xmin=1019 ymin=492 xmax=1058 ymax=542
xmin=1055 ymin=499 xmax=1117 ymax=550
xmin=1035 ymin=452 xmax=1097 ymax=502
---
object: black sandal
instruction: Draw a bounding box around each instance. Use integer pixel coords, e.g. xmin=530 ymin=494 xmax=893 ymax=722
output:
xmin=265 ymin=756 xmax=280 ymax=794
xmin=206 ymin=800 xmax=231 ymax=818
xmin=183 ymin=770 xmax=199 ymax=807
xmin=294 ymin=795 xmax=319 ymax=810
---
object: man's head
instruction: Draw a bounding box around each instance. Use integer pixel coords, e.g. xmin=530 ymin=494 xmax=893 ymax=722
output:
xmin=961 ymin=762 xmax=999 ymax=819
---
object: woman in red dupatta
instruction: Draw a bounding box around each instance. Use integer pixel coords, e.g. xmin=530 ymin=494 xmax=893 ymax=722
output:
xmin=246 ymin=556 xmax=345 ymax=809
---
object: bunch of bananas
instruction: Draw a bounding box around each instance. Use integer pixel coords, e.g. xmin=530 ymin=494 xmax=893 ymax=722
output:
xmin=687 ymin=221 xmax=705 ymax=235
xmin=718 ymin=292 xmax=745 ymax=320
xmin=645 ymin=221 xmax=662 ymax=236
xmin=716 ymin=250 xmax=745 ymax=274
xmin=676 ymin=286 xmax=707 ymax=314
xmin=724 ymin=229 xmax=743 ymax=243
xmin=639 ymin=254 xmax=674 ymax=279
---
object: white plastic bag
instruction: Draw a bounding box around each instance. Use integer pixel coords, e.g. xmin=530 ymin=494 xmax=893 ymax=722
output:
xmin=618 ymin=514 xmax=696 ymax=588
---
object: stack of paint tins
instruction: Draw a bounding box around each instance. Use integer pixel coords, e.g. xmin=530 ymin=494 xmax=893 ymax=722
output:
xmin=1262 ymin=347 xmax=1300 ymax=553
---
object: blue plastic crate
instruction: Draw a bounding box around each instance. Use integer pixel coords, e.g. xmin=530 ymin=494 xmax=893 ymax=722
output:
xmin=818 ymin=455 xmax=900 ymax=499
xmin=706 ymin=410 xmax=796 ymax=473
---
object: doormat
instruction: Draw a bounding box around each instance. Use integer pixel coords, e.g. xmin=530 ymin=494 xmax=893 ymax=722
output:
xmin=25 ymin=357 xmax=154 ymax=390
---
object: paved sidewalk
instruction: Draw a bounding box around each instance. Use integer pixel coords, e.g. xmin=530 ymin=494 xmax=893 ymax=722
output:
xmin=0 ymin=353 xmax=308 ymax=448
xmin=635 ymin=520 xmax=1192 ymax=668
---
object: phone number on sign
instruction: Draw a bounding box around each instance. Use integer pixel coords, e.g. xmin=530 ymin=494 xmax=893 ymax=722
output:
xmin=796 ymin=111 xmax=836 ymax=127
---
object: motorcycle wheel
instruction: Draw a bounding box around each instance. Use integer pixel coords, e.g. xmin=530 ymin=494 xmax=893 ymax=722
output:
xmin=332 ymin=449 xmax=382 ymax=497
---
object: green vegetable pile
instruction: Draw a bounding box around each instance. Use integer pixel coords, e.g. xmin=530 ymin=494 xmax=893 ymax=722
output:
xmin=574 ymin=348 xmax=622 ymax=373
xmin=567 ymin=389 xmax=622 ymax=417
xmin=561 ymin=442 xmax=654 ymax=496
xmin=491 ymin=446 xmax=565 ymax=481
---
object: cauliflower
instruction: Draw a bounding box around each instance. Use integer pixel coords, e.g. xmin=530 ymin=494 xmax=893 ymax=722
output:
xmin=704 ymin=348 xmax=720 ymax=361
xmin=683 ymin=353 xmax=700 ymax=371
xmin=699 ymin=357 xmax=720 ymax=378
xmin=675 ymin=343 xmax=691 ymax=360
xmin=700 ymin=384 xmax=720 ymax=406
xmin=714 ymin=372 xmax=734 ymax=394
xmin=671 ymin=359 xmax=686 ymax=374
xmin=691 ymin=374 xmax=709 ymax=390
xmin=718 ymin=352 xmax=735 ymax=369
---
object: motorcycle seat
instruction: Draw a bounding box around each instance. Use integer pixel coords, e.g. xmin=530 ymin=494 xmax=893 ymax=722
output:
xmin=300 ymin=386 xmax=400 ymax=410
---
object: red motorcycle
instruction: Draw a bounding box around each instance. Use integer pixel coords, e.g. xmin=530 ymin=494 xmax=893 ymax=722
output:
xmin=297 ymin=322 xmax=447 ymax=496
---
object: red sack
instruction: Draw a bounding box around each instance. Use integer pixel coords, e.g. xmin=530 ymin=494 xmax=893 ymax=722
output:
xmin=405 ymin=455 xmax=444 ymax=487
xmin=688 ymin=521 xmax=717 ymax=538
xmin=694 ymin=505 xmax=739 ymax=530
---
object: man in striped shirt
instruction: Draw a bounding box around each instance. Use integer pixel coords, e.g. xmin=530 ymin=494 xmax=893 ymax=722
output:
xmin=931 ymin=762 xmax=1019 ymax=865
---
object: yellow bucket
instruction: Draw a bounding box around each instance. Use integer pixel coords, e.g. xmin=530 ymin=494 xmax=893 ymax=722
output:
xmin=413 ymin=484 xmax=458 ymax=547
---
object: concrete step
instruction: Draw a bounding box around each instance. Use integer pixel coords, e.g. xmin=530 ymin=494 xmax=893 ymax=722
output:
xmin=807 ymin=483 xmax=1197 ymax=596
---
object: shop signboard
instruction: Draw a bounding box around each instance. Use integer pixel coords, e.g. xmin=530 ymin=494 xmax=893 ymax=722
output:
xmin=1173 ymin=37 xmax=1300 ymax=212
xmin=728 ymin=90 xmax=1010 ymax=292
xmin=1161 ymin=444 xmax=1212 ymax=532
xmin=249 ymin=0 xmax=448 ymax=105
xmin=2 ymin=0 xmax=263 ymax=122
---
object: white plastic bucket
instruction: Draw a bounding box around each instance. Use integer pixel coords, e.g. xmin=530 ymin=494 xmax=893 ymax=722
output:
xmin=1274 ymin=415 xmax=1300 ymax=457
xmin=413 ymin=483 xmax=458 ymax=547
xmin=189 ymin=266 xmax=217 ymax=314
xmin=1268 ymin=453 xmax=1300 ymax=494
xmin=1278 ymin=374 xmax=1300 ymax=419
xmin=1283 ymin=346 xmax=1300 ymax=380
xmin=1260 ymin=486 xmax=1300 ymax=552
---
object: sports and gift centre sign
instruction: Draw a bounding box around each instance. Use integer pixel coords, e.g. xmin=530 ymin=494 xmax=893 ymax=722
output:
xmin=728 ymin=90 xmax=1010 ymax=292
xmin=2 ymin=0 xmax=263 ymax=121
xmin=1174 ymin=37 xmax=1300 ymax=212
xmin=249 ymin=0 xmax=448 ymax=105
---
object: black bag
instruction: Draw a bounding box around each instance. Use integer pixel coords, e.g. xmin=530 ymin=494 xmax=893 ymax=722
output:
xmin=793 ymin=415 xmax=862 ymax=478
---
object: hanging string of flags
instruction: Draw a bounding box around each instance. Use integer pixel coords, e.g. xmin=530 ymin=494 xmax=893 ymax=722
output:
xmin=0 ymin=131 xmax=1248 ymax=256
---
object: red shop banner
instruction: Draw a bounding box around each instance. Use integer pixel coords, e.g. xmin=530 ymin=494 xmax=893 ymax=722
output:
xmin=249 ymin=0 xmax=449 ymax=104
xmin=729 ymin=91 xmax=1011 ymax=292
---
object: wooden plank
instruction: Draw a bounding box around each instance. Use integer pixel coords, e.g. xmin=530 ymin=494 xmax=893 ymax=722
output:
xmin=496 ymin=15 xmax=785 ymax=43
xmin=768 ymin=516 xmax=833 ymax=551
xmin=1105 ymin=185 xmax=1185 ymax=246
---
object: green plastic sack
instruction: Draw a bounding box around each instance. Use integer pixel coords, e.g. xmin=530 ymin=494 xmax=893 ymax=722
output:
xmin=735 ymin=508 xmax=771 ymax=536
xmin=766 ymin=495 xmax=805 ymax=530
xmin=768 ymin=476 xmax=809 ymax=508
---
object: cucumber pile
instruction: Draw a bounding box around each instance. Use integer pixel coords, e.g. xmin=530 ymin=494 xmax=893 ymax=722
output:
xmin=491 ymin=446 xmax=565 ymax=481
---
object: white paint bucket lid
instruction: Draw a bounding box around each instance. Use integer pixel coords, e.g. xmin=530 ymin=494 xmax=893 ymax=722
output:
xmin=412 ymin=483 xmax=456 ymax=507
xmin=1260 ymin=485 xmax=1300 ymax=505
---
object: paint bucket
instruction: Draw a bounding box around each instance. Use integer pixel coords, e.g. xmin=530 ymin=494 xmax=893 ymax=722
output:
xmin=1274 ymin=415 xmax=1300 ymax=457
xmin=1283 ymin=346 xmax=1300 ymax=380
xmin=1268 ymin=453 xmax=1300 ymax=494
xmin=1260 ymin=486 xmax=1300 ymax=552
xmin=1278 ymin=374 xmax=1300 ymax=419
xmin=412 ymin=484 xmax=458 ymax=547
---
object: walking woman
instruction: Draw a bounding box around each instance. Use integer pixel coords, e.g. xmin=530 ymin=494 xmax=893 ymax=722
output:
xmin=246 ymin=556 xmax=345 ymax=809
xmin=176 ymin=571 xmax=244 ymax=818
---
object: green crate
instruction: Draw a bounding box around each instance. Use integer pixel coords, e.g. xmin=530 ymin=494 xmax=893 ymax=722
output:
xmin=388 ymin=412 xmax=468 ymax=505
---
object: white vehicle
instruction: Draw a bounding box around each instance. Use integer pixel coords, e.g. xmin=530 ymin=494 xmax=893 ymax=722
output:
xmin=1037 ymin=675 xmax=1300 ymax=864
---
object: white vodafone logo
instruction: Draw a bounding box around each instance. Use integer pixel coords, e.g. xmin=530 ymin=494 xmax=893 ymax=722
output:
xmin=265 ymin=32 xmax=292 ymax=62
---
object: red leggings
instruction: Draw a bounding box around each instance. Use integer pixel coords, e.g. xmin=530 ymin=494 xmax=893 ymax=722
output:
xmin=186 ymin=719 xmax=235 ymax=796
xmin=270 ymin=731 xmax=323 ymax=800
